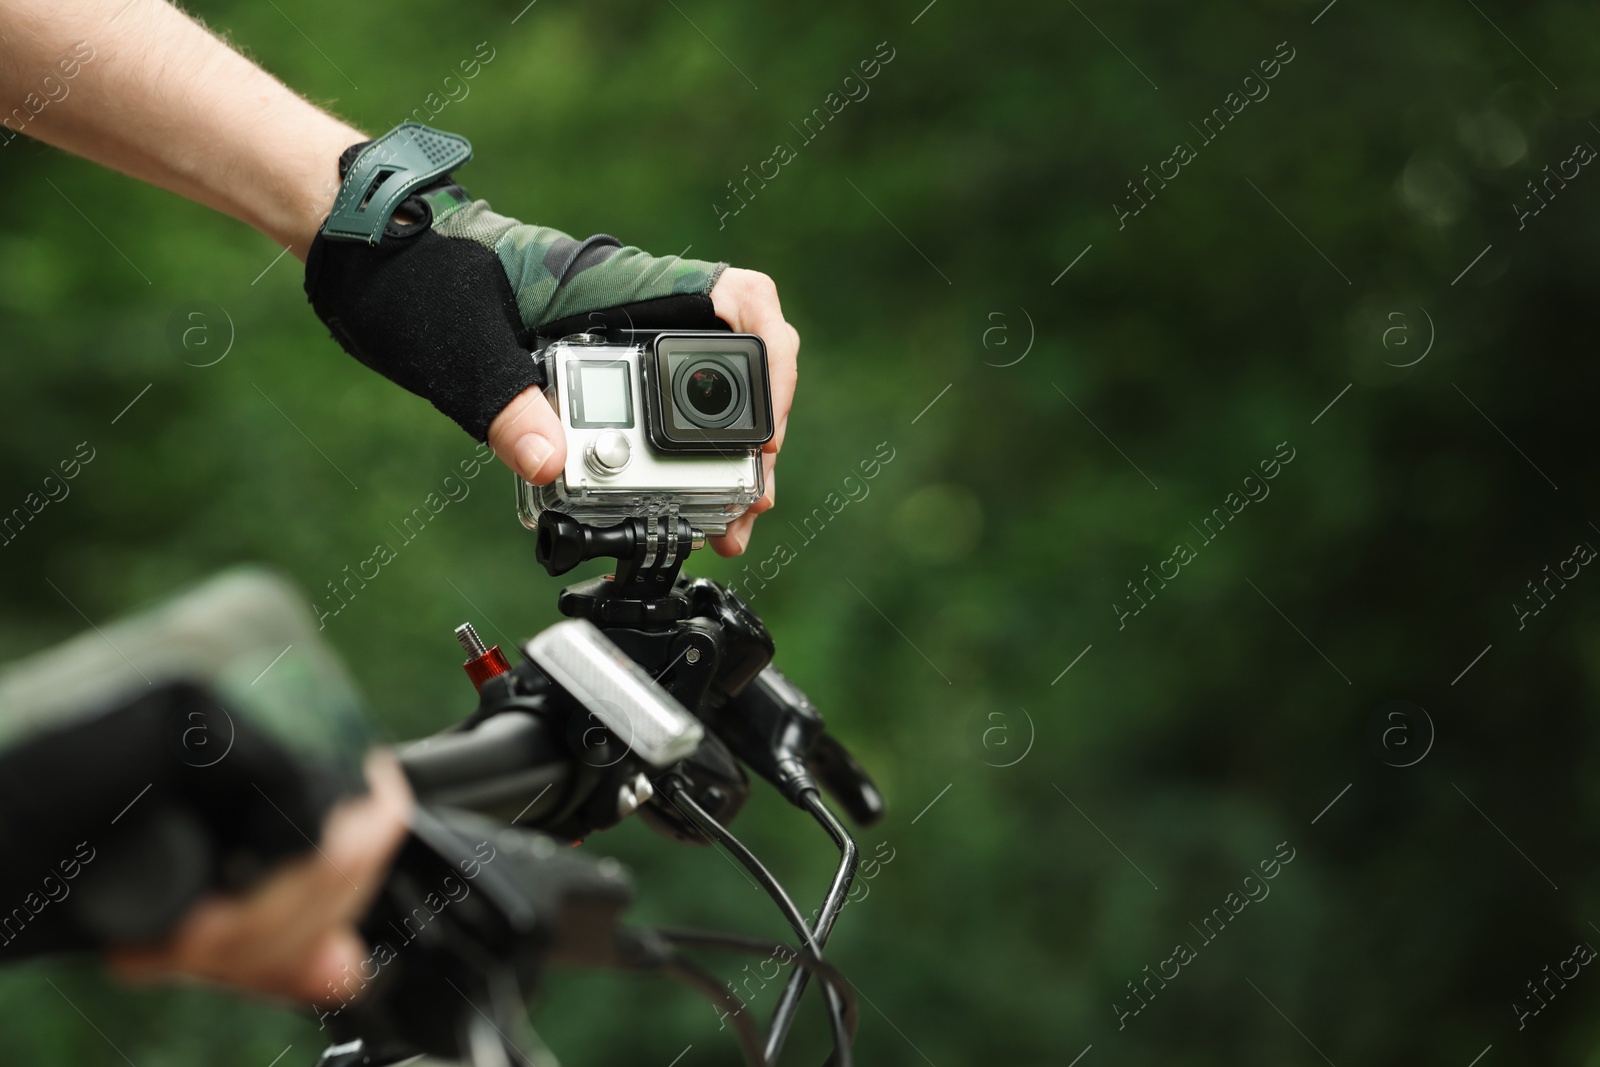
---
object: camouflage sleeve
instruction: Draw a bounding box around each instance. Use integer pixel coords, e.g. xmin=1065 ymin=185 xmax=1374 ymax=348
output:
xmin=0 ymin=568 xmax=371 ymax=772
xmin=428 ymin=196 xmax=726 ymax=332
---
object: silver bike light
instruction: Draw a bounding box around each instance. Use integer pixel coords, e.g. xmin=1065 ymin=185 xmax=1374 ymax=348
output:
xmin=524 ymin=618 xmax=704 ymax=768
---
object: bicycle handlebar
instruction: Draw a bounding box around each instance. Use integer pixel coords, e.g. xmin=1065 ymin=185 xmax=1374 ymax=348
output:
xmin=397 ymin=711 xmax=570 ymax=826
xmin=328 ymin=581 xmax=883 ymax=1067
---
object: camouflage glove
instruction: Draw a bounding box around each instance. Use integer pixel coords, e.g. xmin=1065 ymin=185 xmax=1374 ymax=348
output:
xmin=0 ymin=569 xmax=371 ymax=956
xmin=304 ymin=124 xmax=727 ymax=443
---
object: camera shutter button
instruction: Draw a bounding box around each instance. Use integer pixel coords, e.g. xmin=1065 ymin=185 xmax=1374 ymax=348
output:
xmin=586 ymin=429 xmax=631 ymax=475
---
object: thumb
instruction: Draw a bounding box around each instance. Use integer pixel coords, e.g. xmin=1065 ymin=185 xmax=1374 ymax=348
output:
xmin=301 ymin=927 xmax=368 ymax=1005
xmin=487 ymin=384 xmax=567 ymax=484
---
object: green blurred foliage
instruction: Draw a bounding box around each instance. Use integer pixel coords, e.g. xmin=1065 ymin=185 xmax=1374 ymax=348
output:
xmin=4 ymin=0 xmax=1600 ymax=1063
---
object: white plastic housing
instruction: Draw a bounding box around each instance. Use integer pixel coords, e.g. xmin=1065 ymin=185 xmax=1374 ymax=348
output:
xmin=517 ymin=338 xmax=764 ymax=534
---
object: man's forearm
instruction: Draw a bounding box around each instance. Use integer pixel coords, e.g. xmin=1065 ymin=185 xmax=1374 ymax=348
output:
xmin=0 ymin=0 xmax=363 ymax=259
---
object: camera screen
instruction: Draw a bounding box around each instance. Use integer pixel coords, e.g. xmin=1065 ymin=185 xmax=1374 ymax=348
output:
xmin=567 ymin=360 xmax=633 ymax=428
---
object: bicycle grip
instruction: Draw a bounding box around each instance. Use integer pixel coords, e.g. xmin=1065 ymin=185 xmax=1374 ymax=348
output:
xmin=397 ymin=711 xmax=570 ymax=825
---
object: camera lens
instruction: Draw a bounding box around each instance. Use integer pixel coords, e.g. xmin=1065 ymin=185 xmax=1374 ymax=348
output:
xmin=672 ymin=356 xmax=745 ymax=428
xmin=686 ymin=366 xmax=734 ymax=417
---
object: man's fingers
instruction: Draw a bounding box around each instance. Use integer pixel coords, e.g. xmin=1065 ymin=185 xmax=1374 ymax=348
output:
xmin=751 ymin=464 xmax=776 ymax=515
xmin=711 ymin=268 xmax=799 ymax=455
xmin=301 ymin=927 xmax=368 ymax=1003
xmin=326 ymin=751 xmax=413 ymax=902
xmin=711 ymin=513 xmax=754 ymax=557
xmin=140 ymin=912 xmax=362 ymax=1004
xmin=709 ymin=454 xmax=775 ymax=557
xmin=487 ymin=384 xmax=566 ymax=484
xmin=765 ymin=320 xmax=799 ymax=454
xmin=106 ymin=752 xmax=413 ymax=1006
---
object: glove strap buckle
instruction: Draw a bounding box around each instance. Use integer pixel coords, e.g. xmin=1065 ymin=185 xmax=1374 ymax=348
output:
xmin=322 ymin=122 xmax=472 ymax=245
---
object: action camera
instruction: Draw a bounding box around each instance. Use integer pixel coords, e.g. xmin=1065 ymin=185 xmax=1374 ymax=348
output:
xmin=516 ymin=331 xmax=774 ymax=536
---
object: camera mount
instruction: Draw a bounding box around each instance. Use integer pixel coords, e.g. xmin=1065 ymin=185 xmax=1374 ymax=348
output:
xmin=525 ymin=505 xmax=885 ymax=1062
xmin=533 ymin=509 xmax=705 ymax=623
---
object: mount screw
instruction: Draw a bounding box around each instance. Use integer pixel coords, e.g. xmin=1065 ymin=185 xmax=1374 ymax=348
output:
xmin=455 ymin=622 xmax=489 ymax=658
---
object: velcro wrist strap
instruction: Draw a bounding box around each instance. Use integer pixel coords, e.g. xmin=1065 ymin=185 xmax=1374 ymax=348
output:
xmin=322 ymin=123 xmax=472 ymax=245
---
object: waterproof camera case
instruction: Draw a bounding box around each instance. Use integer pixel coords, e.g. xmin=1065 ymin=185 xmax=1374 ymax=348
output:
xmin=517 ymin=331 xmax=773 ymax=536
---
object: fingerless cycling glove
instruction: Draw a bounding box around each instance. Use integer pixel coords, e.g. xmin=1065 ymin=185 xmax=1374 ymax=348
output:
xmin=304 ymin=123 xmax=727 ymax=443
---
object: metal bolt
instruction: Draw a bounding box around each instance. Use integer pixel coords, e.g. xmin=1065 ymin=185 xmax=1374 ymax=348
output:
xmin=631 ymin=772 xmax=654 ymax=807
xmin=617 ymin=782 xmax=640 ymax=818
xmin=685 ymin=647 xmax=701 ymax=664
xmin=454 ymin=622 xmax=488 ymax=658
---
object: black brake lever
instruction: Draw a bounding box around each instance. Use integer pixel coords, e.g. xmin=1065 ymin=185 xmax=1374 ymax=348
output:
xmin=805 ymin=732 xmax=885 ymax=828
xmin=318 ymin=805 xmax=633 ymax=1063
xmin=714 ymin=664 xmax=886 ymax=827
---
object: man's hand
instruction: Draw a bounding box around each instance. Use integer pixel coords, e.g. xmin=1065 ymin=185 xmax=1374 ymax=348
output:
xmin=304 ymin=165 xmax=789 ymax=557
xmin=486 ymin=266 xmax=800 ymax=556
xmin=107 ymin=752 xmax=413 ymax=1006
xmin=0 ymin=0 xmax=799 ymax=558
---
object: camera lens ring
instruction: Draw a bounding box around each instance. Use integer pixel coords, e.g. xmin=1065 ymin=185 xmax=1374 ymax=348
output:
xmin=671 ymin=355 xmax=746 ymax=429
